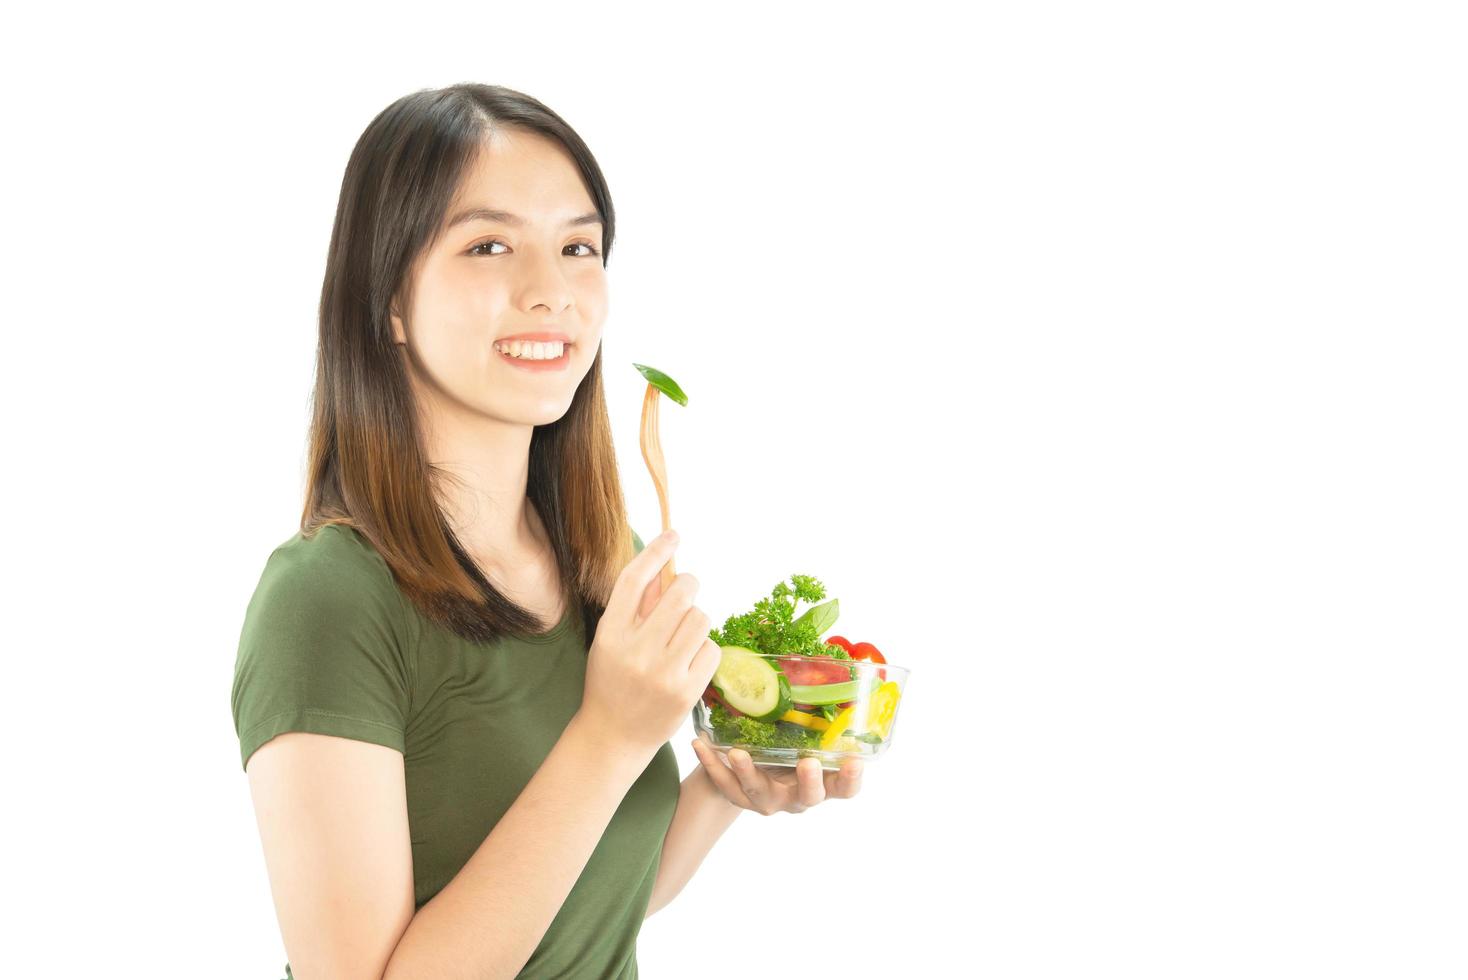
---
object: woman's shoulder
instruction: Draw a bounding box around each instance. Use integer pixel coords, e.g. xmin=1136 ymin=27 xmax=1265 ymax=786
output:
xmin=233 ymin=523 xmax=416 ymax=772
xmin=239 ymin=523 xmax=415 ymax=669
xmin=267 ymin=522 xmax=386 ymax=574
xmin=254 ymin=523 xmax=401 ymax=610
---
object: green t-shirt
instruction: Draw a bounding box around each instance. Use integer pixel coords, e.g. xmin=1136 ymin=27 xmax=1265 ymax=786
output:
xmin=231 ymin=524 xmax=678 ymax=980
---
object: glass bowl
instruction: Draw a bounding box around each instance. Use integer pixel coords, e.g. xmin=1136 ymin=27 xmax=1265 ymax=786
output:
xmin=692 ymin=652 xmax=909 ymax=771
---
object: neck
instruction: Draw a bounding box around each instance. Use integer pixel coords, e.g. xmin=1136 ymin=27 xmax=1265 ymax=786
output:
xmin=419 ymin=399 xmax=543 ymax=575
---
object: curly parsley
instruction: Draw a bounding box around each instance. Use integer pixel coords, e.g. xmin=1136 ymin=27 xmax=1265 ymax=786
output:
xmin=708 ymin=574 xmax=850 ymax=659
xmin=708 ymin=703 xmax=822 ymax=749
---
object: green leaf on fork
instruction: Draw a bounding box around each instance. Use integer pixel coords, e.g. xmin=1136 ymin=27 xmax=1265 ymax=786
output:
xmin=632 ymin=363 xmax=689 ymax=406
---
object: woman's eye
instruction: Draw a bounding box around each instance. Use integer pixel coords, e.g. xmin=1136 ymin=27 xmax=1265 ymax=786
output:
xmin=468 ymin=240 xmax=601 ymax=257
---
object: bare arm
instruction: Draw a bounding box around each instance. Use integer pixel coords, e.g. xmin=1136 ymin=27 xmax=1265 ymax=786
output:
xmin=247 ymin=714 xmax=654 ymax=980
xmin=644 ymin=764 xmax=742 ymax=918
xmin=383 ymin=711 xmax=654 ymax=979
xmin=246 ymin=733 xmax=417 ymax=980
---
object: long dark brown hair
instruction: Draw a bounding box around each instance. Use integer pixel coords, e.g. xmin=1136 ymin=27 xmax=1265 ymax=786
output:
xmin=300 ymin=82 xmax=636 ymax=645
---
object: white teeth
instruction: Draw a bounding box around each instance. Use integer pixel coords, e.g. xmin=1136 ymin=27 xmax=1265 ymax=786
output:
xmin=497 ymin=340 xmax=566 ymax=359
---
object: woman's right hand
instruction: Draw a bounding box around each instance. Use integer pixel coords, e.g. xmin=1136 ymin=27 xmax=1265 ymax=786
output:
xmin=579 ymin=529 xmax=722 ymax=758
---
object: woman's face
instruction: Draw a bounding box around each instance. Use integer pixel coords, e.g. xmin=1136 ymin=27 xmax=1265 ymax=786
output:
xmin=390 ymin=128 xmax=608 ymax=428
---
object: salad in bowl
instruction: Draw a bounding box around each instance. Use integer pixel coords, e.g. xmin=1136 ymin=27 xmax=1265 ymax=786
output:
xmin=694 ymin=574 xmax=909 ymax=770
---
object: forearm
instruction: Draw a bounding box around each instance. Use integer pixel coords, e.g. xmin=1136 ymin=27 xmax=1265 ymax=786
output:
xmin=645 ymin=763 xmax=742 ymax=918
xmin=384 ymin=713 xmax=652 ymax=980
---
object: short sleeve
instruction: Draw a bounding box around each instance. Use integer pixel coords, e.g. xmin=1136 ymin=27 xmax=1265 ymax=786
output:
xmin=231 ymin=528 xmax=414 ymax=772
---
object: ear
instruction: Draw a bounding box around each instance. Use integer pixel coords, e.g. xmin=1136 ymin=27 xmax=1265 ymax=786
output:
xmin=389 ymin=297 xmax=407 ymax=345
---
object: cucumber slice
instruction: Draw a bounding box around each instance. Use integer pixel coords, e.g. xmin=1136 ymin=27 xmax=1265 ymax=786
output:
xmin=712 ymin=646 xmax=793 ymax=722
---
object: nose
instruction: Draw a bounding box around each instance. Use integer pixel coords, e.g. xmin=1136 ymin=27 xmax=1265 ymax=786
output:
xmin=514 ymin=245 xmax=574 ymax=315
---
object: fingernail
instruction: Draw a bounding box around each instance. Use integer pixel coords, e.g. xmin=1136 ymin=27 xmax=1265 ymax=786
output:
xmin=664 ymin=529 xmax=679 ymax=542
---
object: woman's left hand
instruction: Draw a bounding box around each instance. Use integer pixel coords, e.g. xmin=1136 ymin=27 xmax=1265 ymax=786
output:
xmin=691 ymin=733 xmax=864 ymax=815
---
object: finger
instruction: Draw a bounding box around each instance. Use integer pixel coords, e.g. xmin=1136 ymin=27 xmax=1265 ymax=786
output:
xmin=797 ymin=757 xmax=826 ymax=808
xmin=641 ymin=571 xmax=699 ymax=642
xmin=606 ymin=529 xmax=680 ymax=627
xmin=668 ymin=604 xmax=713 ymax=671
xmin=689 ymin=638 xmax=722 ymax=688
xmin=726 ymin=749 xmax=777 ymax=815
xmin=636 ymin=569 xmax=662 ymax=622
xmin=825 ymin=758 xmax=864 ymax=799
xmin=691 ymin=739 xmax=754 ymax=810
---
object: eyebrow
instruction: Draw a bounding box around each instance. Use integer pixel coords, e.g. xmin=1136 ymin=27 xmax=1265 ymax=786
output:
xmin=445 ymin=206 xmax=603 ymax=230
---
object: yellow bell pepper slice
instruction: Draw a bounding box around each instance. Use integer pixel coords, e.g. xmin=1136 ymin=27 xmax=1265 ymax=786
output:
xmin=780 ymin=708 xmax=830 ymax=732
xmin=819 ymin=705 xmax=857 ymax=750
xmin=866 ymin=681 xmax=902 ymax=740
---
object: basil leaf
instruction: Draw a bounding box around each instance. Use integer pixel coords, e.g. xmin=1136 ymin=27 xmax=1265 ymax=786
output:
xmin=792 ymin=597 xmax=839 ymax=636
xmin=632 ymin=363 xmax=689 ymax=406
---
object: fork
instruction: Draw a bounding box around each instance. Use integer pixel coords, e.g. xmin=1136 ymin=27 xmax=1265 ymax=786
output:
xmin=638 ymin=382 xmax=676 ymax=593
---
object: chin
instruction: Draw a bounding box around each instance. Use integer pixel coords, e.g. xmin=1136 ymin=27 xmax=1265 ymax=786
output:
xmin=497 ymin=397 xmax=576 ymax=428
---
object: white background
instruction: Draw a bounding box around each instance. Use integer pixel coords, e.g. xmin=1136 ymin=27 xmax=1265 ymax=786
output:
xmin=5 ymin=1 xmax=1464 ymax=977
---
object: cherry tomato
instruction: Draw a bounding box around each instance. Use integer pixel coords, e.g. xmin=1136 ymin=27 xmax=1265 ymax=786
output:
xmin=850 ymin=641 xmax=888 ymax=680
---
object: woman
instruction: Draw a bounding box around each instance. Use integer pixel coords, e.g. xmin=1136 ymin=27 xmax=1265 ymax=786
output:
xmin=231 ymin=83 xmax=864 ymax=980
